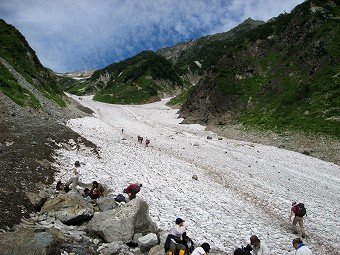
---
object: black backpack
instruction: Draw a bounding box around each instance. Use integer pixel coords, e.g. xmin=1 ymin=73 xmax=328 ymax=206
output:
xmin=296 ymin=203 xmax=306 ymax=217
xmin=115 ymin=194 xmax=126 ymax=203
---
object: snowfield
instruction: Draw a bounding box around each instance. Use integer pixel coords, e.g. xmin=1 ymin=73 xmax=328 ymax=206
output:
xmin=54 ymin=95 xmax=339 ymax=255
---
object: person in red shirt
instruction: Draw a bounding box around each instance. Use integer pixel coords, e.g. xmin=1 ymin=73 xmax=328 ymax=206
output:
xmin=123 ymin=183 xmax=142 ymax=200
xmin=290 ymin=202 xmax=306 ymax=238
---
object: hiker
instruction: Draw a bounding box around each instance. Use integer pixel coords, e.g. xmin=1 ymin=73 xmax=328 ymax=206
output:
xmin=121 ymin=128 xmax=124 ymax=134
xmin=290 ymin=202 xmax=307 ymax=238
xmin=56 ymin=181 xmax=70 ymax=193
xmin=250 ymin=235 xmax=269 ymax=255
xmin=164 ymin=218 xmax=187 ymax=255
xmin=137 ymin=135 xmax=143 ymax=143
xmin=145 ymin=138 xmax=150 ymax=147
xmin=123 ymin=183 xmax=142 ymax=200
xmin=90 ymin=181 xmax=106 ymax=199
xmin=292 ymin=238 xmax=312 ymax=255
xmin=234 ymin=244 xmax=252 ymax=255
xmin=191 ymin=242 xmax=210 ymax=255
xmin=65 ymin=161 xmax=82 ymax=190
xmin=234 ymin=247 xmax=251 ymax=255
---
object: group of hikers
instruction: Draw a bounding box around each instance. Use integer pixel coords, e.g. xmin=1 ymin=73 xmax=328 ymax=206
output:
xmin=164 ymin=201 xmax=311 ymax=255
xmin=164 ymin=210 xmax=311 ymax=255
xmin=55 ymin=160 xmax=142 ymax=204
xmin=56 ymin=161 xmax=312 ymax=255
xmin=137 ymin=135 xmax=150 ymax=147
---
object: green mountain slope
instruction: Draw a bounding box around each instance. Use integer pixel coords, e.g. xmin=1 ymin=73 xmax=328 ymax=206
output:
xmin=179 ymin=0 xmax=339 ymax=136
xmin=0 ymin=19 xmax=65 ymax=107
xmin=68 ymin=51 xmax=183 ymax=104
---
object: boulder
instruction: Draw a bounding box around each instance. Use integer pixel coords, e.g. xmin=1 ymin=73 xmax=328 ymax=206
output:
xmin=0 ymin=227 xmax=63 ymax=255
xmin=96 ymin=196 xmax=118 ymax=211
xmin=87 ymin=198 xmax=157 ymax=243
xmin=98 ymin=241 xmax=134 ymax=255
xmin=40 ymin=192 xmax=94 ymax=225
xmin=26 ymin=190 xmax=49 ymax=209
xmin=137 ymin=233 xmax=158 ymax=252
xmin=148 ymin=244 xmax=164 ymax=255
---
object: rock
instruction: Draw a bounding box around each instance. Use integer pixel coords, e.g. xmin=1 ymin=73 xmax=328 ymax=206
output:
xmin=98 ymin=241 xmax=134 ymax=255
xmin=0 ymin=227 xmax=64 ymax=255
xmin=192 ymin=174 xmax=198 ymax=181
xmin=96 ymin=196 xmax=118 ymax=211
xmin=137 ymin=233 xmax=158 ymax=252
xmin=87 ymin=198 xmax=158 ymax=243
xmin=148 ymin=244 xmax=164 ymax=255
xmin=302 ymin=150 xmax=311 ymax=155
xmin=26 ymin=190 xmax=49 ymax=209
xmin=40 ymin=192 xmax=94 ymax=225
xmin=207 ymin=136 xmax=212 ymax=140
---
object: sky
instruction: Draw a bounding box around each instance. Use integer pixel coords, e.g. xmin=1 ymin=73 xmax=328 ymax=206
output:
xmin=0 ymin=0 xmax=305 ymax=73
xmin=48 ymin=95 xmax=339 ymax=254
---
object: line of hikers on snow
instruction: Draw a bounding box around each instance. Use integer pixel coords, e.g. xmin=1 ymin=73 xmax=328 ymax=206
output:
xmin=56 ymin=161 xmax=312 ymax=255
xmin=55 ymin=160 xmax=142 ymax=204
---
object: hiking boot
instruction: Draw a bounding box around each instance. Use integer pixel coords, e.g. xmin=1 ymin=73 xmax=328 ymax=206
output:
xmin=292 ymin=231 xmax=298 ymax=234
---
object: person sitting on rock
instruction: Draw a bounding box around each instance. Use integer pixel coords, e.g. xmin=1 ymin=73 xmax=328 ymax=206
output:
xmin=164 ymin=218 xmax=187 ymax=255
xmin=191 ymin=242 xmax=210 ymax=255
xmin=56 ymin=180 xmax=69 ymax=193
xmin=90 ymin=181 xmax=106 ymax=198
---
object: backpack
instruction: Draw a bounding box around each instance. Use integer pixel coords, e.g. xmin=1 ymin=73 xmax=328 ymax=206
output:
xmin=115 ymin=194 xmax=126 ymax=203
xmin=295 ymin=203 xmax=306 ymax=217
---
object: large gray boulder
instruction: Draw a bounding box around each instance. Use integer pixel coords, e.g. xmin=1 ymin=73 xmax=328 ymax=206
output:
xmin=40 ymin=191 xmax=94 ymax=225
xmin=0 ymin=227 xmax=64 ymax=255
xmin=87 ymin=198 xmax=157 ymax=243
xmin=137 ymin=233 xmax=158 ymax=252
xmin=96 ymin=196 xmax=118 ymax=211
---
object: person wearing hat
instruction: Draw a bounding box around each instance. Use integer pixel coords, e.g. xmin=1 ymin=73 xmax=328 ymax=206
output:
xmin=292 ymin=238 xmax=312 ymax=255
xmin=249 ymin=235 xmax=269 ymax=255
xmin=164 ymin=218 xmax=187 ymax=255
xmin=65 ymin=160 xmax=82 ymax=190
xmin=191 ymin=242 xmax=210 ymax=255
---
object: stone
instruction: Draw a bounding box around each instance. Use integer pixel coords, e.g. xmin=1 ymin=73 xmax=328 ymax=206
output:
xmin=137 ymin=233 xmax=158 ymax=252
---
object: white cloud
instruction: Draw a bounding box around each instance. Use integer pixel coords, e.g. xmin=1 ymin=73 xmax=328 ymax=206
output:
xmin=0 ymin=0 xmax=305 ymax=72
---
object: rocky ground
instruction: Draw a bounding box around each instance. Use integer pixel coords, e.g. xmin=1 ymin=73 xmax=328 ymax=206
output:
xmin=0 ymin=93 xmax=96 ymax=230
xmin=0 ymin=90 xmax=339 ymax=233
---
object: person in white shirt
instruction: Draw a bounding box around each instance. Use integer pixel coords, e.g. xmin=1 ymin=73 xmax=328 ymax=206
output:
xmin=65 ymin=161 xmax=82 ymax=190
xmin=191 ymin=243 xmax=210 ymax=255
xmin=292 ymin=238 xmax=312 ymax=255
xmin=250 ymin=235 xmax=269 ymax=255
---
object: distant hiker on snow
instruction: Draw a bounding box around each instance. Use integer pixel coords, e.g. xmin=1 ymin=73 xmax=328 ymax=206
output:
xmin=65 ymin=160 xmax=82 ymax=190
xmin=290 ymin=202 xmax=307 ymax=238
xmin=123 ymin=183 xmax=142 ymax=200
xmin=249 ymin=235 xmax=269 ymax=255
xmin=145 ymin=138 xmax=150 ymax=147
xmin=164 ymin=218 xmax=187 ymax=255
xmin=137 ymin=135 xmax=143 ymax=143
xmin=292 ymin=238 xmax=312 ymax=255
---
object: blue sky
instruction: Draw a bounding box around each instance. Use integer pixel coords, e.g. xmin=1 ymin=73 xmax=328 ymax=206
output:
xmin=0 ymin=0 xmax=305 ymax=73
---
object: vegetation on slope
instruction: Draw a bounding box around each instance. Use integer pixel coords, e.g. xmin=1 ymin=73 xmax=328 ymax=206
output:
xmin=179 ymin=0 xmax=339 ymax=137
xmin=0 ymin=19 xmax=65 ymax=107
